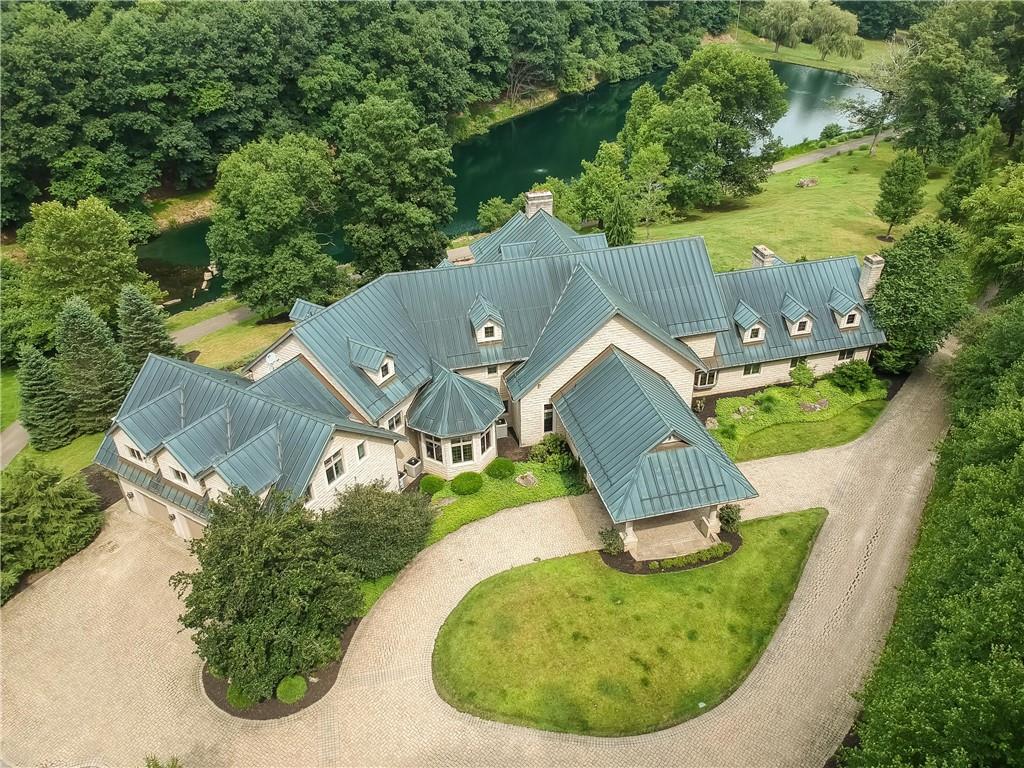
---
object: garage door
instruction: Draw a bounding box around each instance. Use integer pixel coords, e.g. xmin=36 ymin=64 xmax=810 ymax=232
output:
xmin=141 ymin=494 xmax=173 ymax=529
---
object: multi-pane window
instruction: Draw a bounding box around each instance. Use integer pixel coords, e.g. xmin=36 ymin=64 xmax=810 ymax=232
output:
xmin=743 ymin=363 xmax=761 ymax=376
xmin=387 ymin=412 xmax=403 ymax=431
xmin=324 ymin=449 xmax=344 ymax=485
xmin=797 ymin=319 xmax=809 ymax=332
xmin=380 ymin=362 xmax=391 ymax=379
xmin=749 ymin=326 xmax=761 ymax=339
xmin=424 ymin=434 xmax=442 ymax=462
xmin=357 ymin=441 xmax=366 ymax=460
xmin=694 ymin=370 xmax=718 ymax=389
xmin=790 ymin=356 xmax=807 ymax=369
xmin=543 ymin=404 xmax=554 ymax=433
xmin=838 ymin=349 xmax=855 ymax=362
xmin=171 ymin=468 xmax=188 ymax=484
xmin=845 ymin=313 xmax=858 ymax=326
xmin=484 ymin=325 xmax=496 ymax=339
xmin=480 ymin=428 xmax=492 ymax=454
xmin=487 ymin=365 xmax=498 ymax=375
xmin=128 ymin=447 xmax=144 ymax=461
xmin=451 ymin=436 xmax=474 ymax=464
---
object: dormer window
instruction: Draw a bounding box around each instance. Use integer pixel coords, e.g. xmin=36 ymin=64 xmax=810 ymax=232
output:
xmin=749 ymin=327 xmax=760 ymax=339
xmin=171 ymin=468 xmax=189 ymax=484
xmin=469 ymin=293 xmax=504 ymax=344
xmin=128 ymin=447 xmax=144 ymax=462
xmin=845 ymin=313 xmax=858 ymax=326
xmin=484 ymin=325 xmax=496 ymax=339
xmin=380 ymin=361 xmax=391 ymax=379
xmin=797 ymin=320 xmax=808 ymax=332
xmin=742 ymin=322 xmax=766 ymax=344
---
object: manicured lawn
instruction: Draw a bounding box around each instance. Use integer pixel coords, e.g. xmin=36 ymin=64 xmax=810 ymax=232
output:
xmin=643 ymin=144 xmax=946 ymax=270
xmin=1 ymin=368 xmax=21 ymax=429
xmin=184 ymin=317 xmax=292 ymax=371
xmin=426 ymin=461 xmax=583 ymax=545
xmin=721 ymin=28 xmax=894 ymax=79
xmin=710 ymin=377 xmax=889 ymax=461
xmin=166 ymin=296 xmax=244 ymax=332
xmin=148 ymin=188 xmax=215 ymax=231
xmin=735 ymin=399 xmax=886 ymax=462
xmin=15 ymin=432 xmax=104 ymax=476
xmin=433 ymin=508 xmax=827 ymax=736
xmin=359 ymin=573 xmax=397 ymax=615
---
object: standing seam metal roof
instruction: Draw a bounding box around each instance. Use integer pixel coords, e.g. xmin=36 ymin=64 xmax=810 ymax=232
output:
xmin=406 ymin=364 xmax=504 ymax=438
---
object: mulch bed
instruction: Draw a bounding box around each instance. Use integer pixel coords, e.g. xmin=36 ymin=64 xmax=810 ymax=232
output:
xmin=599 ymin=529 xmax=743 ymax=575
xmin=202 ymin=618 xmax=360 ymax=720
xmin=81 ymin=466 xmax=123 ymax=509
xmin=823 ymin=726 xmax=860 ymax=767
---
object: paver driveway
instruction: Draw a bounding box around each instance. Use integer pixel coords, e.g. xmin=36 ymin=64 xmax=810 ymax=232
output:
xmin=1 ymin=347 xmax=949 ymax=768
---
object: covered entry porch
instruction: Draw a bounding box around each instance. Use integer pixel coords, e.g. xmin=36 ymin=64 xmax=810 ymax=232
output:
xmin=620 ymin=506 xmax=721 ymax=561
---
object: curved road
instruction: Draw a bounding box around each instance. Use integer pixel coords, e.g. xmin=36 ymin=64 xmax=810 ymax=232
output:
xmin=1 ymin=346 xmax=948 ymax=768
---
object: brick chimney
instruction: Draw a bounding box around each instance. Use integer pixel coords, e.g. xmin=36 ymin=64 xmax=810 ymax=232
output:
xmin=524 ymin=190 xmax=554 ymax=218
xmin=859 ymin=253 xmax=885 ymax=299
xmin=752 ymin=244 xmax=776 ymax=268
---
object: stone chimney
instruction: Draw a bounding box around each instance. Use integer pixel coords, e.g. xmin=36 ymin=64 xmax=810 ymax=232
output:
xmin=859 ymin=253 xmax=885 ymax=299
xmin=524 ymin=190 xmax=554 ymax=219
xmin=752 ymin=244 xmax=776 ymax=268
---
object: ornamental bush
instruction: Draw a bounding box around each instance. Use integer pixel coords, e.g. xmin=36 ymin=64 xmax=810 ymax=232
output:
xmin=419 ymin=474 xmax=444 ymax=496
xmin=653 ymin=542 xmax=732 ymax=570
xmin=829 ymin=360 xmax=877 ymax=393
xmin=599 ymin=527 xmax=624 ymax=555
xmin=226 ymin=682 xmax=255 ymax=711
xmin=529 ymin=433 xmax=570 ymax=464
xmin=451 ymin=472 xmax=483 ymax=496
xmin=718 ymin=504 xmax=742 ymax=532
xmin=819 ymin=122 xmax=844 ymax=141
xmin=485 ymin=457 xmax=515 ymax=479
xmin=319 ymin=481 xmax=433 ymax=579
xmin=789 ymin=361 xmax=815 ymax=389
xmin=275 ymin=675 xmax=308 ymax=705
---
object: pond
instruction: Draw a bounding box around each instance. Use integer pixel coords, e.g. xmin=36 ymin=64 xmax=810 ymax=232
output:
xmin=139 ymin=60 xmax=878 ymax=311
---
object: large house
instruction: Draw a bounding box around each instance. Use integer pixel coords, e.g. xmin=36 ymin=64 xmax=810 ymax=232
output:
xmin=97 ymin=192 xmax=886 ymax=555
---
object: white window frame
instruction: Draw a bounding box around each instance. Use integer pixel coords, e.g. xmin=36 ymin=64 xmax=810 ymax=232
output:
xmin=480 ymin=428 xmax=492 ymax=454
xmin=543 ymin=403 xmax=554 ymax=433
xmin=170 ymin=467 xmax=189 ymax=484
xmin=749 ymin=326 xmax=760 ymax=339
xmin=424 ymin=434 xmax=442 ymax=462
xmin=838 ymin=349 xmax=856 ymax=362
xmin=796 ymin=319 xmax=809 ymax=333
xmin=845 ymin=312 xmax=858 ymax=326
xmin=743 ymin=363 xmax=762 ymax=376
xmin=380 ymin=361 xmax=390 ymax=379
xmin=486 ymin=364 xmax=498 ymax=375
xmin=483 ymin=324 xmax=496 ymax=339
xmin=694 ymin=369 xmax=718 ymax=389
xmin=356 ymin=441 xmax=366 ymax=461
xmin=128 ymin=446 xmax=145 ymax=462
xmin=324 ymin=449 xmax=344 ymax=485
xmin=451 ymin=436 xmax=474 ymax=465
xmin=387 ymin=412 xmax=403 ymax=431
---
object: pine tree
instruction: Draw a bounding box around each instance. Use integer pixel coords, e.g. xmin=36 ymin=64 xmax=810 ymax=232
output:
xmin=604 ymin=191 xmax=636 ymax=247
xmin=117 ymin=285 xmax=179 ymax=371
xmin=16 ymin=345 xmax=75 ymax=451
xmin=54 ymin=297 xmax=133 ymax=434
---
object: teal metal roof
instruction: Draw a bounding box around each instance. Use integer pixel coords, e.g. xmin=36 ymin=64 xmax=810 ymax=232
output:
xmin=117 ymin=387 xmax=184 ymax=454
xmin=162 ymin=405 xmax=230 ymax=476
xmin=713 ymin=258 xmax=885 ymax=368
xmin=468 ymin=293 xmax=504 ymax=330
xmin=248 ymin=358 xmax=350 ymax=420
xmin=469 ymin=209 xmax=584 ymax=264
xmin=213 ymin=425 xmax=282 ymax=493
xmin=827 ymin=287 xmax=860 ymax=316
xmin=780 ymin=292 xmax=811 ymax=324
xmin=506 ymin=264 xmax=706 ymax=400
xmin=732 ymin=299 xmax=762 ymax=331
xmin=289 ymin=298 xmax=325 ymax=322
xmin=348 ymin=338 xmax=388 ymax=373
xmin=553 ymin=350 xmax=756 ymax=523
xmin=573 ymin=233 xmax=609 ymax=249
xmin=406 ymin=363 xmax=504 ymax=438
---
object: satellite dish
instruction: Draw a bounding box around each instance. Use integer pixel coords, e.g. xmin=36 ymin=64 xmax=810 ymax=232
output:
xmin=266 ymin=352 xmax=280 ymax=370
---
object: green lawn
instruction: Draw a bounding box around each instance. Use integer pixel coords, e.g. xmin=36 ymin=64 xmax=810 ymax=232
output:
xmin=711 ymin=377 xmax=889 ymax=461
xmin=427 ymin=461 xmax=583 ymax=545
xmin=433 ymin=508 xmax=827 ymax=736
xmin=15 ymin=432 xmax=104 ymax=476
xmin=723 ymin=28 xmax=894 ymax=79
xmin=166 ymin=296 xmax=244 ymax=332
xmin=185 ymin=317 xmax=292 ymax=371
xmin=148 ymin=188 xmax=215 ymax=231
xmin=643 ymin=143 xmax=946 ymax=271
xmin=1 ymin=368 xmax=21 ymax=429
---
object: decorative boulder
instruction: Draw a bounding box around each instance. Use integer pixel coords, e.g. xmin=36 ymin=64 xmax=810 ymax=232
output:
xmin=515 ymin=472 xmax=538 ymax=488
xmin=705 ymin=417 xmax=718 ymax=430
xmin=797 ymin=177 xmax=819 ymax=188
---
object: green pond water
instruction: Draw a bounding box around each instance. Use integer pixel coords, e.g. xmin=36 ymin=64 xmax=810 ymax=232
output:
xmin=140 ymin=60 xmax=877 ymax=312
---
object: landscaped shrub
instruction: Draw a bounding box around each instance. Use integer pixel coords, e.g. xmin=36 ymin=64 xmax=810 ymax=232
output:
xmin=484 ymin=457 xmax=515 ymax=479
xmin=817 ymin=140 xmax=830 ymax=149
xmin=599 ymin=527 xmax=624 ymax=555
xmin=528 ymin=433 xmax=570 ymax=463
xmin=829 ymin=360 xmax=878 ymax=393
xmin=789 ymin=361 xmax=815 ymax=389
xmin=717 ymin=420 xmax=738 ymax=439
xmin=0 ymin=459 xmax=102 ymax=603
xmin=654 ymin=541 xmax=732 ymax=570
xmin=275 ymin=675 xmax=308 ymax=704
xmin=754 ymin=390 xmax=779 ymax=413
xmin=718 ymin=504 xmax=742 ymax=532
xmin=451 ymin=471 xmax=484 ymax=496
xmin=419 ymin=474 xmax=444 ymax=496
xmin=226 ymin=682 xmax=255 ymax=710
xmin=318 ymin=480 xmax=433 ymax=579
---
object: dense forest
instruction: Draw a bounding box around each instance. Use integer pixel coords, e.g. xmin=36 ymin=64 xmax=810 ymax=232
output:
xmin=0 ymin=0 xmax=732 ymax=232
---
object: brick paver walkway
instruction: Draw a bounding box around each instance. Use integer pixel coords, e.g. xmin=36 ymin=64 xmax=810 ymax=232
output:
xmin=1 ymin=347 xmax=950 ymax=768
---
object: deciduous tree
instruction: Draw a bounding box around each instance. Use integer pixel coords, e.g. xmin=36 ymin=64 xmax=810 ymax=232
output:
xmin=807 ymin=0 xmax=864 ymax=61
xmin=757 ymin=0 xmax=810 ymax=53
xmin=961 ymin=162 xmax=1024 ymax=296
xmin=477 ymin=196 xmax=522 ymax=232
xmin=16 ymin=345 xmax=75 ymax=451
xmin=628 ymin=143 xmax=671 ymax=238
xmin=575 ymin=141 xmax=629 ymax=224
xmin=874 ymin=150 xmax=926 ymax=238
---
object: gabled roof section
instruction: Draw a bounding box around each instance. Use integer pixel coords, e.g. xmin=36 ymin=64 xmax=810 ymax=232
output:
xmin=506 ymin=264 xmax=706 ymax=400
xmin=553 ymin=350 xmax=756 ymax=523
xmin=572 ymin=233 xmax=609 ymax=250
xmin=348 ymin=338 xmax=388 ymax=373
xmin=213 ymin=425 xmax=282 ymax=493
xmin=468 ymin=293 xmax=504 ymax=330
xmin=117 ymin=387 xmax=184 ymax=454
xmin=289 ymin=298 xmax=325 ymax=323
xmin=406 ymin=363 xmax=504 ymax=438
xmin=498 ymin=241 xmax=537 ymax=260
xmin=733 ymin=299 xmax=762 ymax=331
xmin=712 ymin=258 xmax=886 ymax=368
xmin=780 ymin=292 xmax=811 ymax=324
xmin=827 ymin=287 xmax=861 ymax=316
xmin=470 ymin=209 xmax=583 ymax=264
xmin=247 ymin=358 xmax=350 ymax=420
xmin=162 ymin=405 xmax=230 ymax=476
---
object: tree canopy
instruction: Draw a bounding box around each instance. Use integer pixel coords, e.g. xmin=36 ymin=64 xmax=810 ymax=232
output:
xmin=874 ymin=150 xmax=927 ymax=237
xmin=961 ymin=162 xmax=1024 ymax=296
xmin=806 ymin=0 xmax=864 ymax=61
xmin=757 ymin=0 xmax=810 ymax=53
xmin=117 ymin=284 xmax=180 ymax=372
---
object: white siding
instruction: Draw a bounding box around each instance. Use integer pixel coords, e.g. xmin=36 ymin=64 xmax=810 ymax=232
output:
xmin=678 ymin=332 xmax=717 ymax=359
xmin=454 ymin=362 xmax=513 ymax=401
xmin=153 ymin=448 xmax=204 ymax=495
xmin=203 ymin=472 xmax=231 ymax=501
xmin=118 ymin=478 xmax=207 ymax=540
xmin=417 ymin=426 xmax=497 ymax=481
xmin=306 ymin=431 xmax=399 ymax=511
xmin=111 ymin=428 xmax=158 ymax=472
xmin=706 ymin=348 xmax=871 ymax=395
xmin=249 ymin=334 xmax=307 ymax=379
xmin=517 ymin=315 xmax=698 ymax=447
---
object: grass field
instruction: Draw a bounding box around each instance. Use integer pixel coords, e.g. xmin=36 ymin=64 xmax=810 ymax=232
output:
xmin=723 ymin=28 xmax=893 ymax=79
xmin=15 ymin=432 xmax=104 ymax=476
xmin=185 ymin=317 xmax=292 ymax=371
xmin=1 ymin=368 xmax=21 ymax=430
xmin=734 ymin=399 xmax=886 ymax=461
xmin=148 ymin=188 xmax=215 ymax=231
xmin=433 ymin=508 xmax=827 ymax=736
xmin=643 ymin=143 xmax=945 ymax=271
xmin=166 ymin=296 xmax=244 ymax=332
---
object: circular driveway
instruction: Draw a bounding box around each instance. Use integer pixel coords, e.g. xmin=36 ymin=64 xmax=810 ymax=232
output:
xmin=1 ymin=348 xmax=950 ymax=768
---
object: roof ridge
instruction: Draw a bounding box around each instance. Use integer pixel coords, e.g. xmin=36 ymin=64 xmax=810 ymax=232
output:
xmin=115 ymin=384 xmax=184 ymax=422
xmin=213 ymin=422 xmax=280 ymax=466
xmin=159 ymin=403 xmax=228 ymax=445
xmin=719 ymin=254 xmax=860 ymax=277
xmin=610 ymin=351 xmax=678 ymax=448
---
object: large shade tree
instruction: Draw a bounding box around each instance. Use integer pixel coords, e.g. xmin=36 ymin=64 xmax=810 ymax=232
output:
xmin=757 ymin=0 xmax=810 ymax=53
xmin=874 ymin=150 xmax=927 ymax=238
xmin=961 ymin=162 xmax=1024 ymax=296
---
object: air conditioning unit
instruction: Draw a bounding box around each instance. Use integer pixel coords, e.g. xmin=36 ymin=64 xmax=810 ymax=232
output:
xmin=405 ymin=456 xmax=423 ymax=479
xmin=494 ymin=418 xmax=508 ymax=439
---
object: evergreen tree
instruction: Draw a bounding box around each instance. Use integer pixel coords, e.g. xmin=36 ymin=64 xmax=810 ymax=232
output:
xmin=604 ymin=191 xmax=636 ymax=247
xmin=117 ymin=285 xmax=180 ymax=371
xmin=874 ymin=151 xmax=927 ymax=238
xmin=938 ymin=117 xmax=1000 ymax=222
xmin=54 ymin=297 xmax=133 ymax=434
xmin=16 ymin=345 xmax=75 ymax=451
